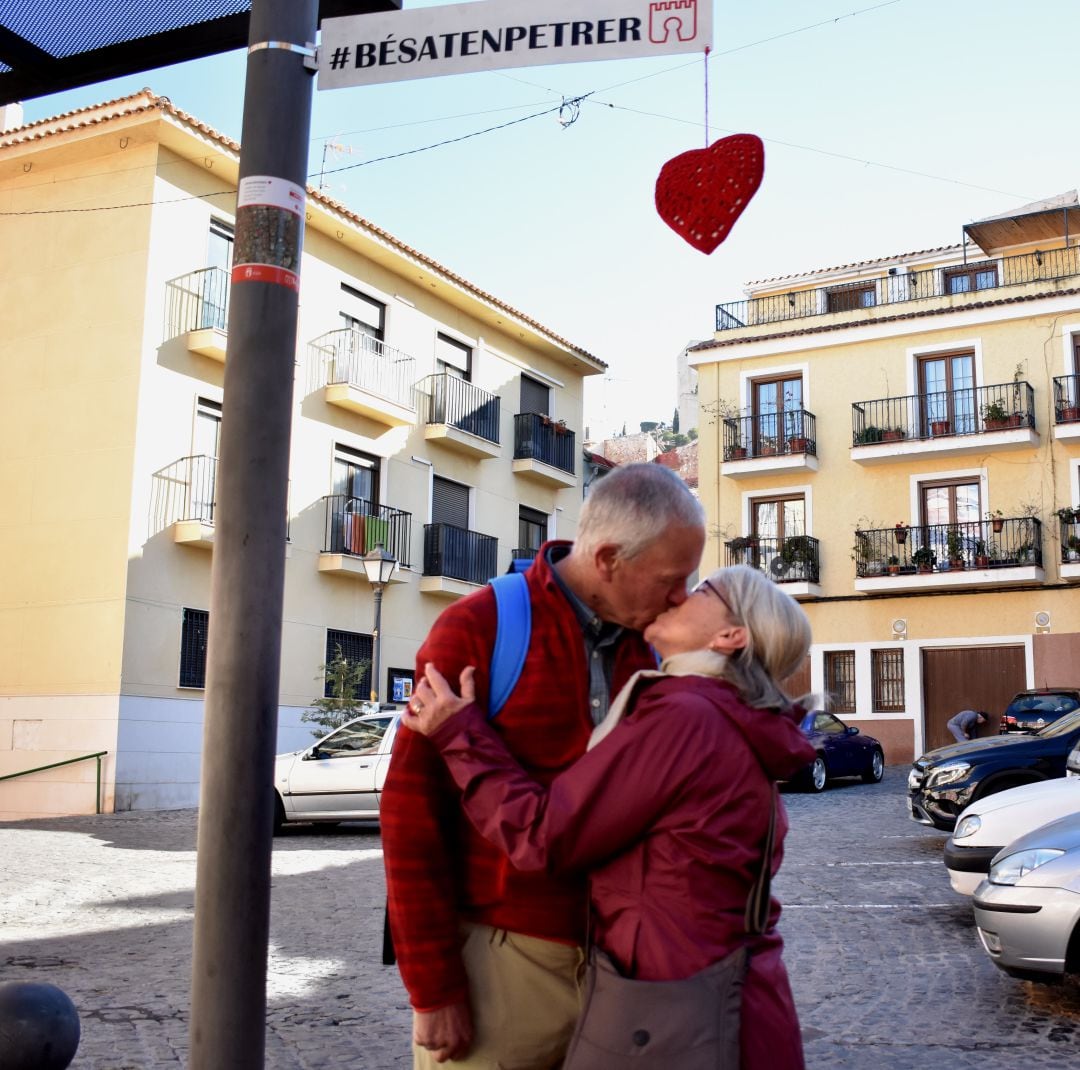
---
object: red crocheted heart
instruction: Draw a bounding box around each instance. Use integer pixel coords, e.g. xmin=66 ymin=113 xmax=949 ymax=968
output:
xmin=654 ymin=134 xmax=765 ymax=254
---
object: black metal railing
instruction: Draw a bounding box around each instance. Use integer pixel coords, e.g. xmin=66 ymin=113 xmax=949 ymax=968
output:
xmin=164 ymin=267 xmax=230 ymax=340
xmin=512 ymin=546 xmax=540 ymax=562
xmin=420 ymin=374 xmax=500 ymax=443
xmin=423 ymin=523 xmax=498 ymax=585
xmin=716 ymin=244 xmax=1080 ymax=331
xmin=1053 ymin=374 xmax=1080 ymax=423
xmin=513 ymin=413 xmax=576 ymax=473
xmin=851 ymin=381 xmax=1035 ymax=445
xmin=322 ymin=495 xmax=412 ymax=568
xmin=722 ymin=410 xmax=817 ymax=461
xmin=1059 ymin=515 xmax=1080 ymax=564
xmin=852 ymin=517 xmax=1043 ymax=577
xmin=151 ymin=454 xmax=218 ymax=531
xmin=724 ymin=535 xmax=820 ymax=584
xmin=307 ymin=328 xmax=416 ymax=410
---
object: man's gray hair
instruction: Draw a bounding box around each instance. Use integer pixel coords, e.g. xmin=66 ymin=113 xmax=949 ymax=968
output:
xmin=576 ymin=463 xmax=704 ymax=559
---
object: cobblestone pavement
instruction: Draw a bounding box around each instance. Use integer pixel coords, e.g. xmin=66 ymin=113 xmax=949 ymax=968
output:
xmin=1 ymin=767 xmax=1078 ymax=1068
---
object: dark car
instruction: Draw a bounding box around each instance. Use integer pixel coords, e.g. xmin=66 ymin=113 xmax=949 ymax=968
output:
xmin=796 ymin=711 xmax=885 ymax=792
xmin=908 ymin=709 xmax=1080 ymax=831
xmin=998 ymin=688 xmax=1080 ymax=734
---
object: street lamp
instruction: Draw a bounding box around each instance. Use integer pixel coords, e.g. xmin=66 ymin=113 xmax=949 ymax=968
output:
xmin=362 ymin=542 xmax=398 ymax=704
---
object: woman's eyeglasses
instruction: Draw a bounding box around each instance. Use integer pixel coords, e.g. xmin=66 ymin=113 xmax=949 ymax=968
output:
xmin=694 ymin=578 xmax=733 ymax=614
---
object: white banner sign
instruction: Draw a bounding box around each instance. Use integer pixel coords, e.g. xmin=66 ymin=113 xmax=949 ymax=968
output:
xmin=319 ymin=0 xmax=713 ymax=89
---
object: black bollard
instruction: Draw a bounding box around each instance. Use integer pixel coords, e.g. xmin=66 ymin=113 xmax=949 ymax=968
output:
xmin=0 ymin=981 xmax=81 ymax=1070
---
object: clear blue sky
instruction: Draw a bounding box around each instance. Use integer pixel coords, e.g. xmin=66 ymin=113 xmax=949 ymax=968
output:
xmin=21 ymin=0 xmax=1080 ymax=437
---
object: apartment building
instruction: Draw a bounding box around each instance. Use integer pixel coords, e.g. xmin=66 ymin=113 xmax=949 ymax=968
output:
xmin=691 ymin=192 xmax=1080 ymax=763
xmin=0 ymin=91 xmax=604 ymax=818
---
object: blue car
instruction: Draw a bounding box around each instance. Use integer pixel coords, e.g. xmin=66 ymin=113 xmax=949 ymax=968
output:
xmin=797 ymin=711 xmax=885 ymax=792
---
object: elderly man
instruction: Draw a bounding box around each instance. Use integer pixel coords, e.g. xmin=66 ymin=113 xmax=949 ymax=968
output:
xmin=381 ymin=463 xmax=705 ymax=1068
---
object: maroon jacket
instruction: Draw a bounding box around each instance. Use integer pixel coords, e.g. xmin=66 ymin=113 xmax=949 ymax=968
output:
xmin=380 ymin=542 xmax=657 ymax=1012
xmin=429 ymin=674 xmax=816 ymax=1070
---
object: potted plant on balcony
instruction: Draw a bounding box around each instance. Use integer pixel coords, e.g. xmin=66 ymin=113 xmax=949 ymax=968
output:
xmin=882 ymin=426 xmax=906 ymax=441
xmin=894 ymin=522 xmax=908 ymax=545
xmin=930 ymin=417 xmax=952 ymax=436
xmin=1060 ymin=401 xmax=1080 ymax=422
xmin=1055 ymin=506 xmax=1080 ymax=525
xmin=728 ymin=535 xmax=759 ymax=565
xmin=986 ymin=508 xmax=1005 ymax=533
xmin=912 ymin=545 xmax=936 ymax=573
xmin=886 ymin=554 xmax=900 ymax=575
xmin=945 ymin=526 xmax=965 ymax=570
xmin=781 ymin=535 xmax=814 ymax=580
xmin=1066 ymin=534 xmax=1080 ymax=562
xmin=758 ymin=435 xmax=779 ymax=456
xmin=974 ymin=539 xmax=990 ymax=569
xmin=980 ymin=397 xmax=1010 ymax=430
xmin=787 ymin=432 xmax=810 ymax=453
xmin=855 ymin=425 xmax=884 ymax=445
xmin=553 ymin=419 xmax=569 ymax=436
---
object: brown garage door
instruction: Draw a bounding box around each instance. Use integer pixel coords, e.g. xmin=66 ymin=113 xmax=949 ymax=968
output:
xmin=921 ymin=646 xmax=1026 ymax=752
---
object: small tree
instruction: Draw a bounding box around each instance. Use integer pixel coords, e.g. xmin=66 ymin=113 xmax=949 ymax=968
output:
xmin=303 ymin=644 xmax=370 ymax=738
xmin=672 ymin=409 xmax=680 ymax=434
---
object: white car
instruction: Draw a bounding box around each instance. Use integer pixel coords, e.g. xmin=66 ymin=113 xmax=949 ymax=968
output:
xmin=273 ymin=712 xmax=401 ymax=833
xmin=944 ymin=746 xmax=1080 ymax=895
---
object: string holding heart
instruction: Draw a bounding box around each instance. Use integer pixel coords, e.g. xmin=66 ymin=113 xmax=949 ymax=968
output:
xmin=654 ymin=46 xmax=765 ymax=255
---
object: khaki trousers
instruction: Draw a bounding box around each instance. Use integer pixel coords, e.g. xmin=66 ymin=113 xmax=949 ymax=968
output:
xmin=413 ymin=923 xmax=583 ymax=1070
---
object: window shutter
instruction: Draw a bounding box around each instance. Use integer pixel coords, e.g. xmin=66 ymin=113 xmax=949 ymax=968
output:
xmin=432 ymin=476 xmax=470 ymax=529
xmin=519 ymin=375 xmax=550 ymax=416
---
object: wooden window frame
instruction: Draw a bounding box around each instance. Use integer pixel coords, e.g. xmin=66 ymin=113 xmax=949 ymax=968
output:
xmin=826 ymin=283 xmax=876 ymax=313
xmin=824 ymin=650 xmax=856 ymax=714
xmin=871 ymin=649 xmax=905 ymax=713
xmin=944 ymin=262 xmax=998 ymax=294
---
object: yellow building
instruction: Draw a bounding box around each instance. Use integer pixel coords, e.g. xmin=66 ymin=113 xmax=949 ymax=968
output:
xmin=0 ymin=91 xmax=603 ymax=818
xmin=692 ymin=193 xmax=1080 ymax=764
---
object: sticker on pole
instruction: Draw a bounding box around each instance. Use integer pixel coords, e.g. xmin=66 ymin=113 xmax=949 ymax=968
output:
xmin=320 ymin=0 xmax=712 ymax=89
xmin=232 ymin=175 xmax=305 ymax=291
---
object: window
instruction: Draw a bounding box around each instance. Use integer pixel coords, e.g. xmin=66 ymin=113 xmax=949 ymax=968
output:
xmin=751 ymin=494 xmax=806 ymax=545
xmin=825 ymin=650 xmax=856 ymax=713
xmin=944 ymin=262 xmax=998 ymax=294
xmin=919 ymin=350 xmax=976 ymax=435
xmin=871 ymin=649 xmax=905 ymax=712
xmin=432 ymin=474 xmax=470 ymax=529
xmin=920 ymin=478 xmax=980 ymax=565
xmin=340 ymin=284 xmax=385 ymax=342
xmin=179 ymin=608 xmax=209 ymax=689
xmin=518 ymin=505 xmax=548 ymax=556
xmin=317 ymin=717 xmax=391 ymax=757
xmin=192 ymin=398 xmax=221 ymax=521
xmin=520 ymin=374 xmax=550 ymax=417
xmin=202 ymin=220 xmax=233 ymax=330
xmin=325 ymin=629 xmax=373 ymax=701
xmin=752 ymin=375 xmax=804 ymax=450
xmin=333 ymin=446 xmax=381 ymax=553
xmin=333 ymin=445 xmax=379 ymax=506
xmin=436 ymin=333 xmax=471 ymax=381
xmin=826 ymin=283 xmax=875 ymax=312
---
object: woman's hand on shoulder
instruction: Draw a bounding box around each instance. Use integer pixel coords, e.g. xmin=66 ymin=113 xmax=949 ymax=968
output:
xmin=402 ymin=662 xmax=476 ymax=736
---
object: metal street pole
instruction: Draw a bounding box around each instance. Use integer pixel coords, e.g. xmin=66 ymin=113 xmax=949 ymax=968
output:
xmin=188 ymin=1 xmax=317 ymax=1067
xmin=370 ymin=585 xmax=383 ymax=703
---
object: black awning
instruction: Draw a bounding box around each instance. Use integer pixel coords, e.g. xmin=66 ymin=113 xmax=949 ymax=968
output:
xmin=0 ymin=1 xmax=399 ymax=105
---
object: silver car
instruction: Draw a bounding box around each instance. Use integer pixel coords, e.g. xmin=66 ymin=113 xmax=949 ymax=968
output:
xmin=972 ymin=812 xmax=1080 ymax=981
xmin=273 ymin=712 xmax=401 ymax=832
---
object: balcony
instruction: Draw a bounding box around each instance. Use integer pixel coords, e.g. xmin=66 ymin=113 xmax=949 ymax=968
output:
xmin=721 ymin=411 xmax=818 ymax=477
xmin=1058 ymin=512 xmax=1080 ymax=582
xmin=150 ymin=454 xmax=218 ymax=547
xmin=715 ymin=244 xmax=1080 ymax=334
xmin=850 ymin=382 xmax=1038 ymax=463
xmin=1053 ymin=375 xmax=1080 ymax=442
xmin=852 ymin=517 xmax=1044 ymax=593
xmin=512 ymin=547 xmax=540 ymax=564
xmin=420 ymin=523 xmax=498 ymax=597
xmin=164 ymin=267 xmax=230 ymax=360
xmin=724 ymin=535 xmax=821 ymax=599
xmin=317 ymin=495 xmax=412 ymax=580
xmin=512 ymin=413 xmax=577 ymax=487
xmin=420 ymin=374 xmax=501 ymax=459
xmin=308 ymin=329 xmax=416 ymax=427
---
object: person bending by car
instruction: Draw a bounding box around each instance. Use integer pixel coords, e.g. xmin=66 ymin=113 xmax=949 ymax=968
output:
xmin=947 ymin=708 xmax=987 ymax=742
xmin=404 ymin=565 xmax=816 ymax=1070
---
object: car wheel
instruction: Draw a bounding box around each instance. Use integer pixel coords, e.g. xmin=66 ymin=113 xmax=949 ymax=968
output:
xmin=862 ymin=747 xmax=885 ymax=784
xmin=272 ymin=793 xmax=286 ymax=837
xmin=805 ymin=756 xmax=828 ymax=793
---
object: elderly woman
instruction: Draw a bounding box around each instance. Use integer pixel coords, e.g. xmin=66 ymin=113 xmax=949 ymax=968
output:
xmin=404 ymin=565 xmax=815 ymax=1070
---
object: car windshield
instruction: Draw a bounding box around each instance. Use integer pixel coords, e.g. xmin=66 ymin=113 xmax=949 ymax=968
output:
xmin=319 ymin=717 xmax=392 ymax=756
xmin=1038 ymin=708 xmax=1080 ymax=738
xmin=1007 ymin=693 xmax=1079 ymax=716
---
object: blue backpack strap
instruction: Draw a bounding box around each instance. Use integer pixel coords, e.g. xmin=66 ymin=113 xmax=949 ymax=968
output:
xmin=488 ymin=572 xmax=532 ymax=718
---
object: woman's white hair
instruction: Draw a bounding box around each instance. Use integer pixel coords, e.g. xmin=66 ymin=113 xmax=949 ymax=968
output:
xmin=706 ymin=565 xmax=811 ymax=710
xmin=576 ymin=463 xmax=704 ymax=559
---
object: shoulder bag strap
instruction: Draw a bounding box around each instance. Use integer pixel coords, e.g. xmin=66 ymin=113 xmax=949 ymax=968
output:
xmin=744 ymin=783 xmax=778 ymax=937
